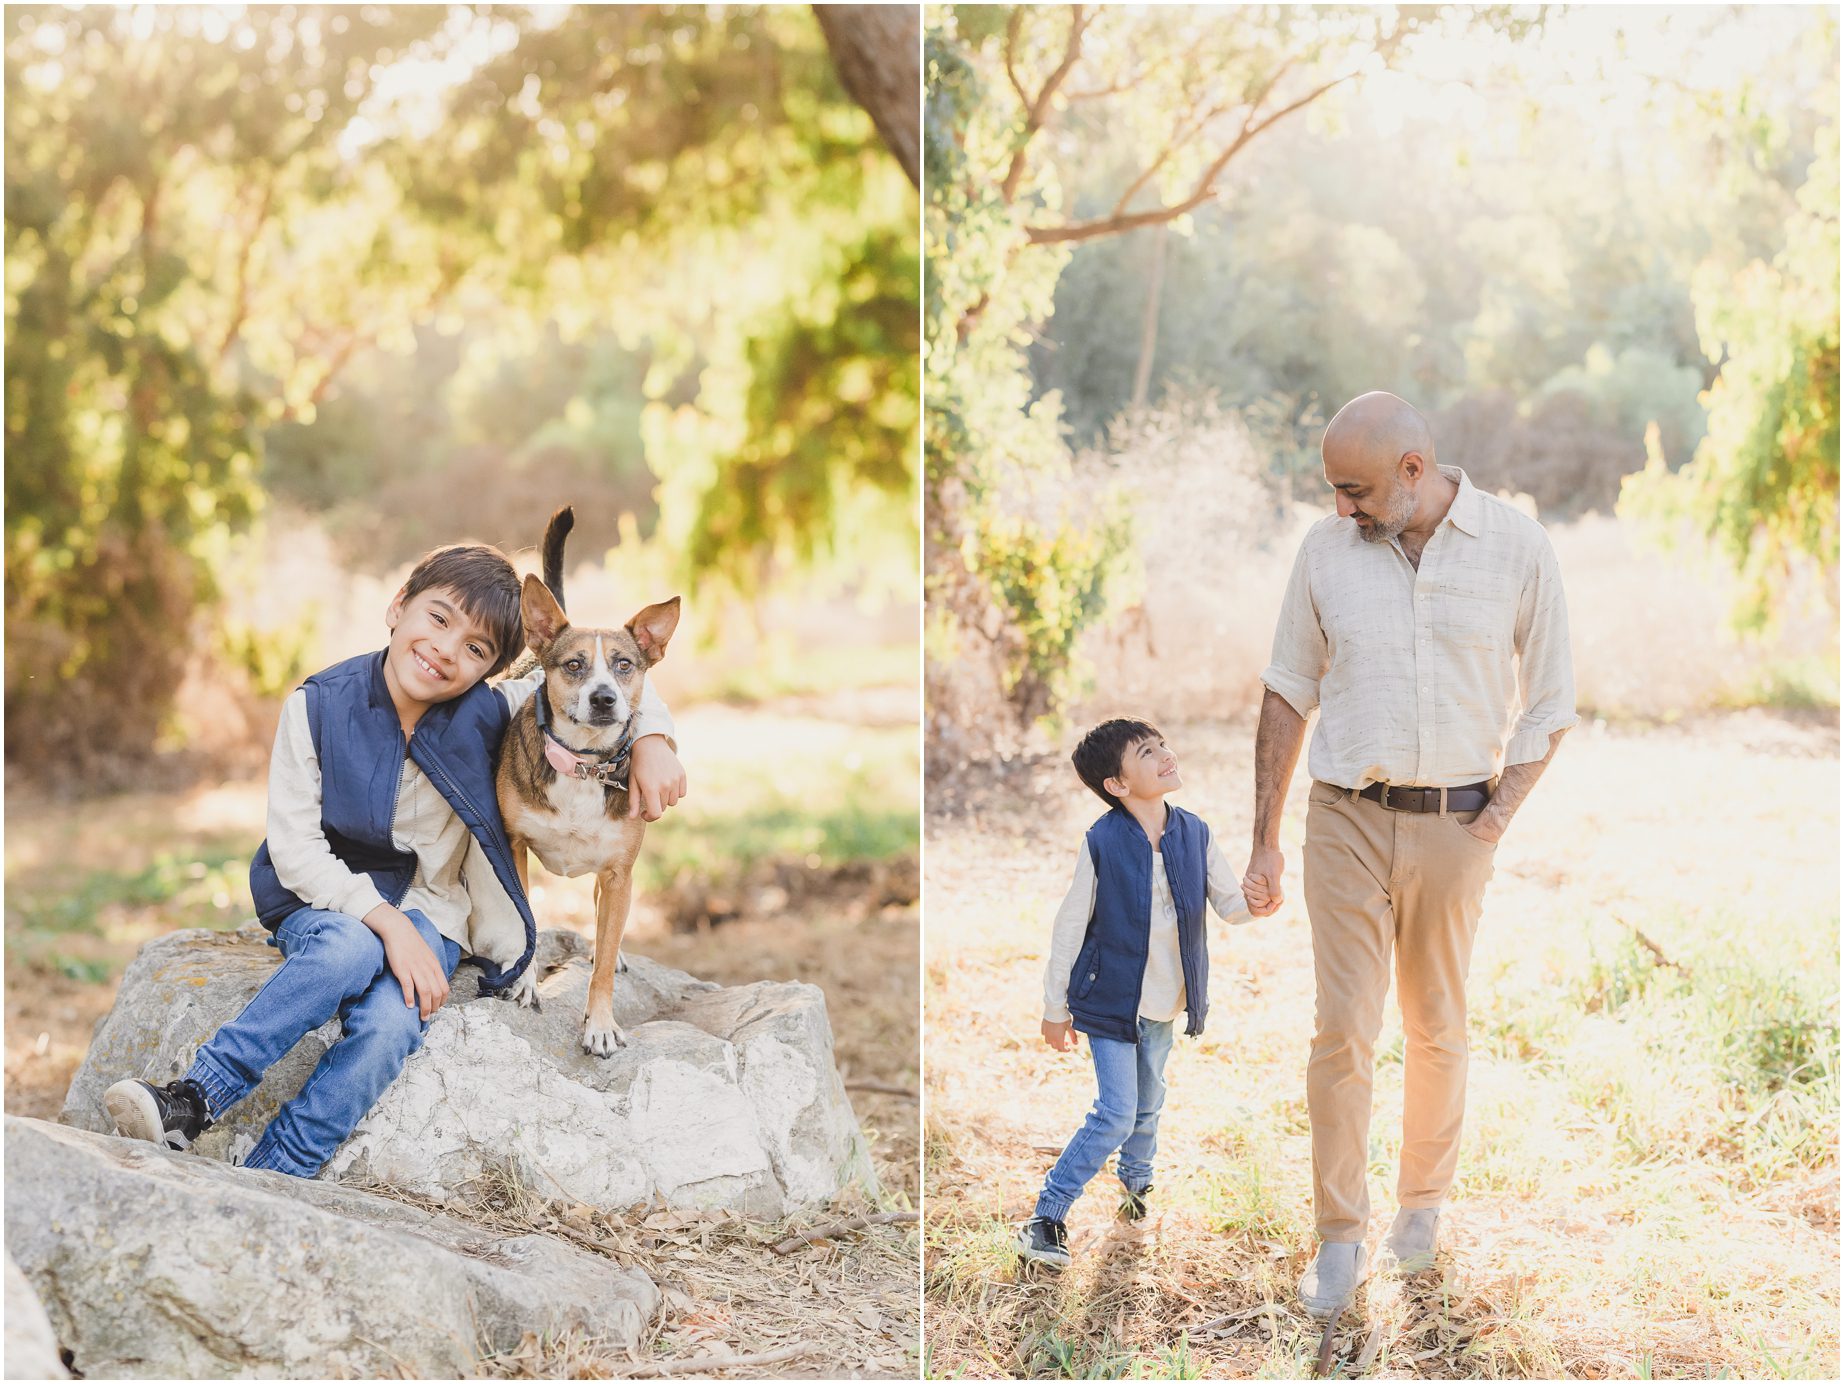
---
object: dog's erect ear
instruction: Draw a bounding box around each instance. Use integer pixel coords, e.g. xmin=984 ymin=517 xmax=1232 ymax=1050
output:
xmin=521 ymin=574 xmax=569 ymax=654
xmin=627 ymin=597 xmax=681 ymax=665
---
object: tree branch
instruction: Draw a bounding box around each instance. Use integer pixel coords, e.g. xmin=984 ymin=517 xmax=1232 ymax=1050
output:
xmin=1024 ymin=66 xmax=1356 ymax=246
xmin=998 ymin=4 xmax=1091 ymax=204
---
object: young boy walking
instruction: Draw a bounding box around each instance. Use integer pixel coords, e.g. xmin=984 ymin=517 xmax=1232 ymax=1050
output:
xmin=1017 ymin=717 xmax=1249 ymax=1269
xmin=105 ymin=541 xmax=684 ymax=1176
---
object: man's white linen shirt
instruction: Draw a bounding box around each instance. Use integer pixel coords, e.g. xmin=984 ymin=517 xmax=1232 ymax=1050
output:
xmin=1041 ymin=828 xmax=1249 ymax=1024
xmin=1260 ymin=467 xmax=1578 ymax=791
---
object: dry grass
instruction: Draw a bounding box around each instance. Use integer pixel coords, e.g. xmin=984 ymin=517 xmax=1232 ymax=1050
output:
xmin=923 ymin=712 xmax=1838 ymax=1380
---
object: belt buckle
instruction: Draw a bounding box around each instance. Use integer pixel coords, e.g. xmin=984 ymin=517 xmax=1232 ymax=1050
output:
xmin=1379 ymin=784 xmax=1429 ymax=813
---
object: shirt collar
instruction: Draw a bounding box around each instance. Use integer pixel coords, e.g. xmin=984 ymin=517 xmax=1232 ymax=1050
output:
xmin=1441 ymin=465 xmax=1485 ymax=537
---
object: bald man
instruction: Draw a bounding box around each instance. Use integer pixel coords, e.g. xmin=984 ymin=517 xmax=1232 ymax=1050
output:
xmin=1243 ymin=393 xmax=1576 ymax=1318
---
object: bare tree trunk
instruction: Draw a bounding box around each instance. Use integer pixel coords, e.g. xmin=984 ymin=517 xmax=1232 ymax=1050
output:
xmin=814 ymin=5 xmax=919 ymax=188
xmin=1130 ymin=224 xmax=1167 ymax=408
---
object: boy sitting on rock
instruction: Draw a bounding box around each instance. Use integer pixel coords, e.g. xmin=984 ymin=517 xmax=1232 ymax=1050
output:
xmin=1016 ymin=717 xmax=1250 ymax=1269
xmin=105 ymin=541 xmax=684 ymax=1176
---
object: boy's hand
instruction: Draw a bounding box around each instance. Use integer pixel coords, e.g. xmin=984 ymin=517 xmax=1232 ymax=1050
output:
xmin=628 ymin=734 xmax=687 ymax=821
xmin=364 ymin=905 xmax=450 ymax=1020
xmin=1243 ymin=844 xmax=1285 ymax=917
xmin=1041 ymin=1018 xmax=1079 ymax=1052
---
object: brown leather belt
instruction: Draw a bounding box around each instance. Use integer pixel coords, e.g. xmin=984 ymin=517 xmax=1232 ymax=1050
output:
xmin=1356 ymin=781 xmax=1493 ymax=814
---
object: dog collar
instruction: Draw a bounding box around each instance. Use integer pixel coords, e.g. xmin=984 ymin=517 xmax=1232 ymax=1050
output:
xmin=533 ymin=687 xmax=633 ymax=790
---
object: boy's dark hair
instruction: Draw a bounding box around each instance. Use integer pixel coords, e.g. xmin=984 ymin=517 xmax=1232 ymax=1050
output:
xmin=1072 ymin=717 xmax=1164 ymax=810
xmin=401 ymin=543 xmax=523 ymax=678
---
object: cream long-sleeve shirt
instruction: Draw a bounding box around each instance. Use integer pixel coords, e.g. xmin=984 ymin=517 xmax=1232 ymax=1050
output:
xmin=1260 ymin=466 xmax=1578 ymax=790
xmin=1041 ymin=826 xmax=1250 ymax=1024
xmin=263 ymin=669 xmax=675 ymax=956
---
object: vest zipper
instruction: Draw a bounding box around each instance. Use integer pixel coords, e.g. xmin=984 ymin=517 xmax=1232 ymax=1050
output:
xmin=388 ymin=730 xmax=411 ymax=907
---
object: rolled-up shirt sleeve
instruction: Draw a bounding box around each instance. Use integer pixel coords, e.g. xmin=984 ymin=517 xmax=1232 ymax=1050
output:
xmin=1504 ymin=534 xmax=1579 ymax=766
xmin=1259 ymin=537 xmax=1328 ymax=719
xmin=630 ymin=677 xmax=676 ymax=750
xmin=1041 ymin=843 xmax=1097 ymax=1024
xmin=266 ymin=690 xmax=390 ymax=922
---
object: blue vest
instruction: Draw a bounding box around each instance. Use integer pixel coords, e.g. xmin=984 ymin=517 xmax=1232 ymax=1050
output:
xmin=248 ymin=651 xmax=536 ymax=993
xmin=1065 ymin=804 xmax=1211 ymax=1043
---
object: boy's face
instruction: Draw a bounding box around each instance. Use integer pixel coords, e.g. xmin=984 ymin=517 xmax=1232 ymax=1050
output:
xmin=383 ymin=586 xmax=501 ymax=714
xmin=1106 ymin=735 xmax=1180 ymax=804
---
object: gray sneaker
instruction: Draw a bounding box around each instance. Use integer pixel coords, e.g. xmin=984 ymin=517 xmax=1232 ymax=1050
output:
xmin=1298 ymin=1240 xmax=1368 ymax=1319
xmin=1380 ymin=1207 xmax=1440 ymax=1273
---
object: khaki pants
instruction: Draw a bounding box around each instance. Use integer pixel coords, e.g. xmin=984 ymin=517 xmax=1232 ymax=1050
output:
xmin=1302 ymin=781 xmax=1498 ymax=1242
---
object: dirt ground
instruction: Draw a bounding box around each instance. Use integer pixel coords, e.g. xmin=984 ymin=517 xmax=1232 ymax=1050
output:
xmin=923 ymin=707 xmax=1839 ymax=1379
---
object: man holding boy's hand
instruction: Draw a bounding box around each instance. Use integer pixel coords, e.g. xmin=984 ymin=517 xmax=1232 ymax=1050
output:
xmin=1245 ymin=393 xmax=1576 ymax=1318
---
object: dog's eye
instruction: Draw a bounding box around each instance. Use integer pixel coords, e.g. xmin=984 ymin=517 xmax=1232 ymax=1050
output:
xmin=615 ymin=658 xmax=634 ymax=674
xmin=565 ymin=658 xmax=585 ymax=673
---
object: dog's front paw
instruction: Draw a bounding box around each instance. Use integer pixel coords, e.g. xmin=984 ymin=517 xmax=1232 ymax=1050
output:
xmin=505 ymin=967 xmax=542 ymax=1011
xmin=581 ymin=1013 xmax=628 ymax=1056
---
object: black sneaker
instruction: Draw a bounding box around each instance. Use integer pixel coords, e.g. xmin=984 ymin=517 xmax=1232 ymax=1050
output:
xmin=1119 ymin=1182 xmax=1152 ymax=1223
xmin=105 ymin=1078 xmax=211 ymax=1150
xmin=1015 ymin=1216 xmax=1071 ymax=1270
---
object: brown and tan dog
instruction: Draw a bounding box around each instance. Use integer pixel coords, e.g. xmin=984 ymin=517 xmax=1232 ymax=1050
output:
xmin=496 ymin=507 xmax=680 ymax=1055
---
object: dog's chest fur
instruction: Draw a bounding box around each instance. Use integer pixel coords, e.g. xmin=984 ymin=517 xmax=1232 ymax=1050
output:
xmin=505 ymin=769 xmax=626 ymax=879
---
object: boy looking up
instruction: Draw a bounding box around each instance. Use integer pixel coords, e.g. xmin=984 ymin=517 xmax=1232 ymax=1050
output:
xmin=106 ymin=541 xmax=683 ymax=1176
xmin=1017 ymin=717 xmax=1249 ymax=1269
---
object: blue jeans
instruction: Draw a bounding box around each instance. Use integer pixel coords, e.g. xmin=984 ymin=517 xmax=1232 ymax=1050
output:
xmin=185 ymin=906 xmax=462 ymax=1177
xmin=1035 ymin=1016 xmax=1176 ymax=1222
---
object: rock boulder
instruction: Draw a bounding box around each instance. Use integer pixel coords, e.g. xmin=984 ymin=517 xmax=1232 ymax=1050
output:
xmin=5 ymin=1116 xmax=658 ymax=1379
xmin=62 ymin=923 xmax=875 ymax=1218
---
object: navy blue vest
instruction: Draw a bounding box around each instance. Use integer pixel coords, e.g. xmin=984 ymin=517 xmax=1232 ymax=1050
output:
xmin=248 ymin=651 xmax=537 ymax=992
xmin=1065 ymin=804 xmax=1211 ymax=1043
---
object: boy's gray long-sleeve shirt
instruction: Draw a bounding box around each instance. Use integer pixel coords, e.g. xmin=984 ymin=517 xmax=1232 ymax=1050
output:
xmin=264 ymin=670 xmax=675 ymax=957
xmin=1041 ymin=827 xmax=1249 ymax=1025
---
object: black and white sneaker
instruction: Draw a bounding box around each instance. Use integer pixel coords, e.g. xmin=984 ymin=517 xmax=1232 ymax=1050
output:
xmin=1119 ymin=1182 xmax=1152 ymax=1223
xmin=105 ymin=1078 xmax=211 ymax=1150
xmin=1015 ymin=1216 xmax=1071 ymax=1270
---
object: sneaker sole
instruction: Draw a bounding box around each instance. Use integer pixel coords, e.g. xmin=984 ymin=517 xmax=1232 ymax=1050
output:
xmin=1014 ymin=1234 xmax=1071 ymax=1271
xmin=104 ymin=1082 xmax=189 ymax=1151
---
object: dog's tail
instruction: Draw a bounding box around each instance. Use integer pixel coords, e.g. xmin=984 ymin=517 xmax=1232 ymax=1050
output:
xmin=541 ymin=505 xmax=573 ymax=613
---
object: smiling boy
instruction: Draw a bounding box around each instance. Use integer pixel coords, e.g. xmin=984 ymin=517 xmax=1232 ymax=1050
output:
xmin=1016 ymin=718 xmax=1249 ymax=1269
xmin=104 ymin=541 xmax=684 ymax=1175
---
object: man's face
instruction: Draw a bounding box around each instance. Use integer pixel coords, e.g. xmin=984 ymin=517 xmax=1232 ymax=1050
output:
xmin=1325 ymin=460 xmax=1416 ymax=544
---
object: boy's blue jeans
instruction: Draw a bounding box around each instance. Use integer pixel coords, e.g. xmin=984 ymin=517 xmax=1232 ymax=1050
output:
xmin=1035 ymin=1016 xmax=1176 ymax=1222
xmin=184 ymin=906 xmax=461 ymax=1177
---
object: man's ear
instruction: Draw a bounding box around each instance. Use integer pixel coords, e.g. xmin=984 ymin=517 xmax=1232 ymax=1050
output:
xmin=628 ymin=597 xmax=681 ymax=665
xmin=521 ymin=575 xmax=568 ymax=655
xmin=1400 ymin=449 xmax=1427 ymax=481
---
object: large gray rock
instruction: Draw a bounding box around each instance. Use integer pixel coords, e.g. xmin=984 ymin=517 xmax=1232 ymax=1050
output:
xmin=5 ymin=1116 xmax=658 ymax=1379
xmin=5 ymin=1250 xmax=70 ymax=1380
xmin=63 ymin=923 xmax=875 ymax=1218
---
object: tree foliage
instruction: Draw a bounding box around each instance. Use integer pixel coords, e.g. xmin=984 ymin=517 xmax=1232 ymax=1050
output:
xmin=5 ymin=5 xmax=918 ymax=769
xmin=1622 ymin=116 xmax=1840 ymax=627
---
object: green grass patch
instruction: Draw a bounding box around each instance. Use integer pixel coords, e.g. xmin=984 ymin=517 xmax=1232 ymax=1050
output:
xmin=698 ymin=642 xmax=917 ymax=705
xmin=1717 ymin=654 xmax=1841 ymax=710
xmin=8 ymin=846 xmax=252 ymax=942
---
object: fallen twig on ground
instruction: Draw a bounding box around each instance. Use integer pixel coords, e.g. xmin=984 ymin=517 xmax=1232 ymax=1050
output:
xmin=605 ymin=1344 xmax=812 ymax=1377
xmin=769 ymin=1210 xmax=919 ymax=1255
xmin=846 ymin=1080 xmax=919 ymax=1099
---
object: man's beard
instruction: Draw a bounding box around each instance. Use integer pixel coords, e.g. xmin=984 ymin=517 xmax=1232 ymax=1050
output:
xmin=1352 ymin=479 xmax=1415 ymax=543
